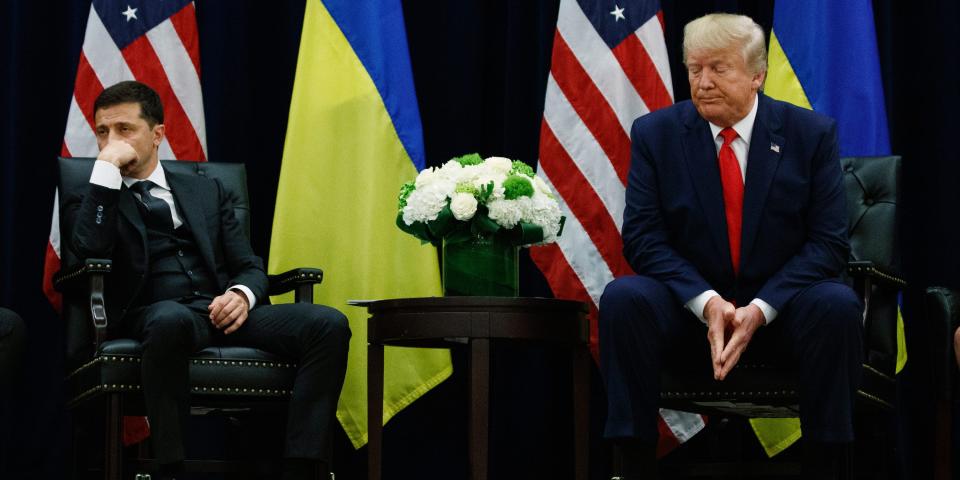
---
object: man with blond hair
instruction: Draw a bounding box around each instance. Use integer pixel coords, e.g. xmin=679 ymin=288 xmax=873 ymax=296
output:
xmin=599 ymin=13 xmax=861 ymax=479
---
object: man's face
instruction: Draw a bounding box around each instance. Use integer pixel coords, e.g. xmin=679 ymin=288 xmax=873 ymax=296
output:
xmin=686 ymin=45 xmax=764 ymax=127
xmin=94 ymin=102 xmax=164 ymax=178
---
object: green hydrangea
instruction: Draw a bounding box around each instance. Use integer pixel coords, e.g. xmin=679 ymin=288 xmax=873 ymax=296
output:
xmin=503 ymin=175 xmax=534 ymax=200
xmin=398 ymin=181 xmax=416 ymax=211
xmin=454 ymin=153 xmax=483 ymax=166
xmin=455 ymin=183 xmax=479 ymax=196
xmin=510 ymin=160 xmax=535 ymax=178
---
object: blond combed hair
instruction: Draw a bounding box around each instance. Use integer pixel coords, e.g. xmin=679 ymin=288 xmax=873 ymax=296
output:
xmin=683 ymin=13 xmax=767 ymax=75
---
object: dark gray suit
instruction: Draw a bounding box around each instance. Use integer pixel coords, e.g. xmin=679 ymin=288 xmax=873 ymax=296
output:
xmin=62 ymin=165 xmax=350 ymax=466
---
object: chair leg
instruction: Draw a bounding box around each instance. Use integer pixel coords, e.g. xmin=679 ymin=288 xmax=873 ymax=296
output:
xmin=934 ymin=398 xmax=952 ymax=480
xmin=104 ymin=393 xmax=124 ymax=480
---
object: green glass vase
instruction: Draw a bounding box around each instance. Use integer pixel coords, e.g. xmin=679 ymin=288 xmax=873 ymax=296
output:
xmin=442 ymin=234 xmax=519 ymax=297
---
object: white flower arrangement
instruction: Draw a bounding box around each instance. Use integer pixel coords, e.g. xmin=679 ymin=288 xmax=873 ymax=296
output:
xmin=397 ymin=153 xmax=565 ymax=246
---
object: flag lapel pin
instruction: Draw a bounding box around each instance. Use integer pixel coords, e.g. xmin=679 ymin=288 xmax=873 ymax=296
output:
xmin=770 ymin=142 xmax=781 ymax=153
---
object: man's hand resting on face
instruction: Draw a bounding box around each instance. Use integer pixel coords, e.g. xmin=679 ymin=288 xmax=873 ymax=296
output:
xmin=97 ymin=139 xmax=139 ymax=174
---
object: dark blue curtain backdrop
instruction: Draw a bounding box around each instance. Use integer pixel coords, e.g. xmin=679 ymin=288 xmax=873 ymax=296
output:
xmin=0 ymin=0 xmax=955 ymax=478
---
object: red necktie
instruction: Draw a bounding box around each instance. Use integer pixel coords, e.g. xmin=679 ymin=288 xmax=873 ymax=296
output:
xmin=718 ymin=127 xmax=744 ymax=275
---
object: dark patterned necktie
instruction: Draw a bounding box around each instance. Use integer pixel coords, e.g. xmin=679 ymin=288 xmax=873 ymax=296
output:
xmin=129 ymin=180 xmax=174 ymax=231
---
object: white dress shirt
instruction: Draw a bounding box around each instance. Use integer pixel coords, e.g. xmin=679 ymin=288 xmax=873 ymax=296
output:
xmin=89 ymin=160 xmax=256 ymax=310
xmin=683 ymin=95 xmax=778 ymax=325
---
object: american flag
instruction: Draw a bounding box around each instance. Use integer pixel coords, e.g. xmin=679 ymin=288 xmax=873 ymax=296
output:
xmin=43 ymin=0 xmax=206 ymax=312
xmin=530 ymin=0 xmax=705 ymax=454
xmin=42 ymin=0 xmax=206 ymax=445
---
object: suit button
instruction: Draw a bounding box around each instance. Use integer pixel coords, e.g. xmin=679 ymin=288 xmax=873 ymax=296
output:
xmin=193 ymin=290 xmax=200 ymax=296
xmin=178 ymin=250 xmax=184 ymax=257
xmin=95 ymin=219 xmax=102 ymax=224
xmin=96 ymin=205 xmax=104 ymax=212
xmin=187 ymin=270 xmax=193 ymax=276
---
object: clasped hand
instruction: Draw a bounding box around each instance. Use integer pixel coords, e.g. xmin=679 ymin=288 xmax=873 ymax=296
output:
xmin=208 ymin=290 xmax=249 ymax=335
xmin=704 ymin=296 xmax=765 ymax=381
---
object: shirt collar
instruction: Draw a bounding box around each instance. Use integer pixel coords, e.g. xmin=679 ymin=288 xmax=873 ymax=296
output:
xmin=122 ymin=161 xmax=169 ymax=191
xmin=708 ymin=93 xmax=759 ymax=145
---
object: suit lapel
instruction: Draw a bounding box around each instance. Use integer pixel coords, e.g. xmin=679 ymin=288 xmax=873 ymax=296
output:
xmin=740 ymin=94 xmax=784 ymax=267
xmin=117 ymin=184 xmax=148 ymax=258
xmin=166 ymin=170 xmax=218 ymax=278
xmin=681 ymin=105 xmax=732 ymax=270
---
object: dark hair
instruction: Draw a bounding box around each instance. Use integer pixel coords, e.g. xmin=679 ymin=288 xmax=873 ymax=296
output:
xmin=93 ymin=81 xmax=164 ymax=126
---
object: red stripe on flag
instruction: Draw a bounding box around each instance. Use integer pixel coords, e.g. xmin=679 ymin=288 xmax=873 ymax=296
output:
xmin=123 ymin=416 xmax=150 ymax=446
xmin=611 ymin=34 xmax=673 ymax=113
xmin=74 ymin=52 xmax=105 ymax=132
xmin=529 ymin=243 xmax=600 ymax=361
xmin=169 ymin=3 xmax=201 ymax=75
xmin=539 ymin=122 xmax=632 ymax=278
xmin=42 ymin=242 xmax=62 ymax=313
xmin=655 ymin=415 xmax=681 ymax=458
xmin=550 ymin=32 xmax=631 ymax=184
xmin=121 ymin=36 xmax=206 ymax=161
xmin=657 ymin=11 xmax=665 ymax=34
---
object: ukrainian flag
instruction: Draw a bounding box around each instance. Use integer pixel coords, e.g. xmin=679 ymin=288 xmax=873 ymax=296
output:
xmin=269 ymin=0 xmax=451 ymax=448
xmin=766 ymin=0 xmax=890 ymax=156
xmin=754 ymin=0 xmax=901 ymax=457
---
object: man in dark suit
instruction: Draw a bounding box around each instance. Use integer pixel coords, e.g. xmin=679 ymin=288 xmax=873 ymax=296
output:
xmin=61 ymin=81 xmax=350 ymax=480
xmin=599 ymin=13 xmax=862 ymax=479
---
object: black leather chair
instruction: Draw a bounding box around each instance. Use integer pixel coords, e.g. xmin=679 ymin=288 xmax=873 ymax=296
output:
xmin=655 ymin=156 xmax=903 ymax=476
xmin=926 ymin=286 xmax=959 ymax=479
xmin=54 ymin=158 xmax=327 ymax=479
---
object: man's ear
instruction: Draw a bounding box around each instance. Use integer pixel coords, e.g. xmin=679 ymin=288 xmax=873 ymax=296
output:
xmin=752 ymin=70 xmax=766 ymax=92
xmin=153 ymin=124 xmax=166 ymax=147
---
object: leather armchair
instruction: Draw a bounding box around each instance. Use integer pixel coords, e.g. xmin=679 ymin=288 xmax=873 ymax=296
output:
xmin=657 ymin=156 xmax=903 ymax=474
xmin=54 ymin=158 xmax=326 ymax=479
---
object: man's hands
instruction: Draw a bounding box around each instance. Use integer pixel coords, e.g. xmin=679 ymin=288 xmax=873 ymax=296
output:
xmin=97 ymin=139 xmax=139 ymax=174
xmin=703 ymin=296 xmax=765 ymax=381
xmin=208 ymin=289 xmax=249 ymax=335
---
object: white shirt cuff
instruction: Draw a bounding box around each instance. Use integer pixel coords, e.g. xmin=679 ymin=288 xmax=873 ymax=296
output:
xmin=89 ymin=160 xmax=123 ymax=189
xmin=750 ymin=298 xmax=777 ymax=324
xmin=685 ymin=290 xmax=719 ymax=324
xmin=228 ymin=285 xmax=257 ymax=310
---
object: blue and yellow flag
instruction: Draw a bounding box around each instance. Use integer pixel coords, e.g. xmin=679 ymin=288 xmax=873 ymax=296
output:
xmin=766 ymin=0 xmax=890 ymax=156
xmin=269 ymin=0 xmax=451 ymax=448
xmin=755 ymin=0 xmax=902 ymax=457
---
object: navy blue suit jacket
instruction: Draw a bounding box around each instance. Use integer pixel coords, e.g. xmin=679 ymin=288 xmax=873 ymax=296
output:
xmin=622 ymin=93 xmax=849 ymax=311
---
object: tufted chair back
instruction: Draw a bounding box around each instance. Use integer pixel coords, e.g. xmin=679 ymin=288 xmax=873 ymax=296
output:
xmin=843 ymin=156 xmax=900 ymax=275
xmin=842 ymin=155 xmax=903 ymax=409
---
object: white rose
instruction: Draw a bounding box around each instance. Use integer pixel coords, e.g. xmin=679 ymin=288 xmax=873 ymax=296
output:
xmin=533 ymin=175 xmax=554 ymax=198
xmin=450 ymin=192 xmax=478 ymax=220
xmin=485 ymin=156 xmax=513 ymax=174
